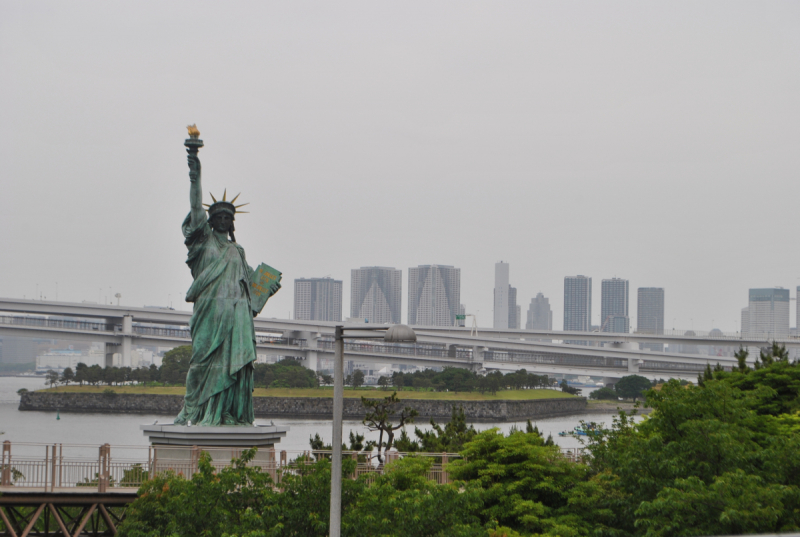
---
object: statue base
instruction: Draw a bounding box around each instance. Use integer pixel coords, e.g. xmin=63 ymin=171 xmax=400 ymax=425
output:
xmin=140 ymin=423 xmax=290 ymax=475
xmin=141 ymin=423 xmax=288 ymax=448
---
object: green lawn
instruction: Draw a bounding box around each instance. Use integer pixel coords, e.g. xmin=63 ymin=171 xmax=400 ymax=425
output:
xmin=41 ymin=385 xmax=577 ymax=401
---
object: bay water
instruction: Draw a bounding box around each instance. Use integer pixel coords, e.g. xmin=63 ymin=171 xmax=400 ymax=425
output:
xmin=0 ymin=377 xmax=627 ymax=455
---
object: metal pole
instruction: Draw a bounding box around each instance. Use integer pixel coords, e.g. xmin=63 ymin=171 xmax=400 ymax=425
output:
xmin=329 ymin=325 xmax=344 ymax=537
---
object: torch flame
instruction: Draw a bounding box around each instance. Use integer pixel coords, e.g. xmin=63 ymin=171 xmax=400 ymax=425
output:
xmin=187 ymin=124 xmax=200 ymax=138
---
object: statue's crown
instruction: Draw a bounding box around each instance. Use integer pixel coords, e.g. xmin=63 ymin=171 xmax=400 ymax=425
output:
xmin=203 ymin=189 xmax=249 ymax=217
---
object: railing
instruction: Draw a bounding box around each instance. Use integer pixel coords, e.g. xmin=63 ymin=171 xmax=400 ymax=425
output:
xmin=256 ymin=335 xmax=307 ymax=347
xmin=316 ymin=340 xmax=471 ymax=359
xmin=0 ymin=441 xmax=463 ymax=491
xmin=637 ymin=328 xmax=799 ymax=341
xmin=484 ymin=350 xmax=628 ymax=369
xmin=133 ymin=325 xmax=190 ymax=339
xmin=0 ymin=315 xmax=114 ymax=332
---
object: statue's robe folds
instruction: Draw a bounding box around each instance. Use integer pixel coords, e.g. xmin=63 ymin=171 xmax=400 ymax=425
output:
xmin=174 ymin=214 xmax=256 ymax=426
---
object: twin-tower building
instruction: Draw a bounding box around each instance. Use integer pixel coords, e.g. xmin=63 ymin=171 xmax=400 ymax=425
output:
xmin=294 ymin=265 xmax=462 ymax=327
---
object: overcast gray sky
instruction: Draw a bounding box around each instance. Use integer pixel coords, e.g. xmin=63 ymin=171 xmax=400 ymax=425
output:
xmin=2 ymin=1 xmax=799 ymax=332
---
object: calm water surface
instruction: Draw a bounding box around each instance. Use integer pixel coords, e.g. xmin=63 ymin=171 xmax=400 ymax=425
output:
xmin=0 ymin=377 xmax=632 ymax=455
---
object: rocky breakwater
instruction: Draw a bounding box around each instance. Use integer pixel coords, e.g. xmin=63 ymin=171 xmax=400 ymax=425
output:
xmin=20 ymin=392 xmax=586 ymax=421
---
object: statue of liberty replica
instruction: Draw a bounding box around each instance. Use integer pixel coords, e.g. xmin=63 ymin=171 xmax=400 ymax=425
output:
xmin=174 ymin=125 xmax=281 ymax=426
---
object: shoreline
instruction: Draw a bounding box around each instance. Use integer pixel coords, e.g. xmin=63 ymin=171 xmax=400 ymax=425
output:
xmin=19 ymin=391 xmax=587 ymax=422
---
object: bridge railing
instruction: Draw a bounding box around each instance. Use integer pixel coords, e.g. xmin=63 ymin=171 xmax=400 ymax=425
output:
xmin=0 ymin=314 xmax=115 ymax=332
xmin=255 ymin=335 xmax=306 ymax=347
xmin=132 ymin=325 xmax=191 ymax=338
xmin=484 ymin=350 xmax=628 ymax=369
xmin=316 ymin=339 xmax=472 ymax=359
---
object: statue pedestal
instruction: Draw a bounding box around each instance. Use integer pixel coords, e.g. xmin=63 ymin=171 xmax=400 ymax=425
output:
xmin=140 ymin=423 xmax=290 ymax=475
xmin=141 ymin=423 xmax=288 ymax=448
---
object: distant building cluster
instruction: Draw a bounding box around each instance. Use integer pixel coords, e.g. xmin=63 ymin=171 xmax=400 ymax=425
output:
xmin=289 ymin=261 xmax=798 ymax=354
xmin=293 ymin=265 xmax=461 ymax=327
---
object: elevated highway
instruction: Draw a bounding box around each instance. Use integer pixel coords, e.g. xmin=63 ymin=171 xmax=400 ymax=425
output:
xmin=0 ymin=297 xmax=773 ymax=380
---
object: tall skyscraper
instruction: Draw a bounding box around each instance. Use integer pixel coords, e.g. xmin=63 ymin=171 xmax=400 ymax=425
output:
xmin=638 ymin=287 xmax=665 ymax=351
xmin=493 ymin=262 xmax=509 ymax=329
xmin=493 ymin=261 xmax=518 ymax=329
xmin=294 ymin=277 xmax=342 ymax=322
xmin=746 ymin=288 xmax=790 ymax=339
xmin=564 ymin=275 xmax=592 ymax=337
xmin=350 ymin=267 xmax=402 ymax=324
xmin=741 ymin=307 xmax=750 ymax=337
xmin=509 ymin=287 xmax=519 ymax=329
xmin=408 ymin=265 xmax=461 ymax=327
xmin=526 ymin=293 xmax=553 ymax=330
xmin=601 ymin=278 xmax=629 ymax=333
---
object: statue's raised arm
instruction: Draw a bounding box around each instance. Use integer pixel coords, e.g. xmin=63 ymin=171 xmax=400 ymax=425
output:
xmin=185 ymin=125 xmax=206 ymax=228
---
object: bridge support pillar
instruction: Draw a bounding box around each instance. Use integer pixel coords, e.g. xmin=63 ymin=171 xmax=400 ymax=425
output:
xmin=121 ymin=315 xmax=133 ymax=367
xmin=471 ymin=346 xmax=486 ymax=373
xmin=304 ymin=351 xmax=319 ymax=372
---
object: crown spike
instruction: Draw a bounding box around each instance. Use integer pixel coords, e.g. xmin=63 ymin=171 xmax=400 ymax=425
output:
xmin=236 ymin=211 xmax=249 ymax=214
xmin=222 ymin=189 xmax=227 ymax=202
xmin=231 ymin=193 xmax=241 ymax=203
xmin=209 ymin=192 xmax=217 ymax=203
xmin=202 ymin=204 xmax=211 ymax=208
xmin=234 ymin=203 xmax=249 ymax=209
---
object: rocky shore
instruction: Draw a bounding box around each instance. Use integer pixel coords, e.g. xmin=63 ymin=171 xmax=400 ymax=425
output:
xmin=19 ymin=392 xmax=587 ymax=422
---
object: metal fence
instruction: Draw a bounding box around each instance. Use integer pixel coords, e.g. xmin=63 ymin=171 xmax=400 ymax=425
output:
xmin=0 ymin=441 xmax=469 ymax=492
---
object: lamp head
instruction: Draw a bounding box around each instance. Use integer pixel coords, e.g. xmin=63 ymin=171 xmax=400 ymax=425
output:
xmin=383 ymin=324 xmax=417 ymax=343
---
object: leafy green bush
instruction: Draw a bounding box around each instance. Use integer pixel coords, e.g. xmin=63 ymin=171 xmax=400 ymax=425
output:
xmin=589 ymin=386 xmax=618 ymax=400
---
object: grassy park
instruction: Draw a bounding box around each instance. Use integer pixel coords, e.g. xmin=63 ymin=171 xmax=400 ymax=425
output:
xmin=40 ymin=384 xmax=577 ymax=400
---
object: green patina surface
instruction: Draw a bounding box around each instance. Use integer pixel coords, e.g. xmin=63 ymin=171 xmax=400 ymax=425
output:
xmin=174 ymin=133 xmax=279 ymax=426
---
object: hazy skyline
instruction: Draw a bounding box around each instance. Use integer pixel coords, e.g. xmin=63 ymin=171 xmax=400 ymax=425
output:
xmin=2 ymin=2 xmax=799 ymax=333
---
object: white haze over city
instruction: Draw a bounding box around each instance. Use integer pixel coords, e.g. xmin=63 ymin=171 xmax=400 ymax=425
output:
xmin=1 ymin=1 xmax=799 ymax=333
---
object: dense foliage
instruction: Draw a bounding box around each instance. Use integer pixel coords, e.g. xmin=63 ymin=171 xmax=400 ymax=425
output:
xmin=111 ymin=347 xmax=800 ymax=536
xmin=391 ymin=368 xmax=555 ymax=393
xmin=63 ymin=348 xmax=317 ymax=389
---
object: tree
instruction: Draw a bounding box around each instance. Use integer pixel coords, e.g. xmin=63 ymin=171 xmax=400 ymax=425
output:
xmin=74 ymin=362 xmax=88 ymax=386
xmin=735 ymin=346 xmax=750 ymax=373
xmin=589 ymin=386 xmax=618 ymax=400
xmin=361 ymin=392 xmax=418 ymax=463
xmin=160 ymin=345 xmax=192 ymax=385
xmin=351 ymin=369 xmax=365 ymax=389
xmin=60 ymin=367 xmax=74 ymax=385
xmin=44 ymin=369 xmax=59 ymax=388
xmin=560 ymin=379 xmax=582 ymax=395
xmin=343 ymin=457 xmax=485 ymax=537
xmin=614 ymin=374 xmax=652 ymax=401
xmin=448 ymin=427 xmax=587 ymax=534
xmin=119 ymin=448 xmax=365 ymax=537
xmin=377 ymin=375 xmax=389 ymax=389
xmin=394 ymin=405 xmax=478 ymax=453
xmin=254 ymin=358 xmax=318 ymax=389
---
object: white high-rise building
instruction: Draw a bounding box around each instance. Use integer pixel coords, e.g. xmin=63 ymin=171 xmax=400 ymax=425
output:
xmin=408 ymin=265 xmax=461 ymax=327
xmin=350 ymin=267 xmax=402 ymax=324
xmin=638 ymin=287 xmax=665 ymax=352
xmin=494 ymin=262 xmax=510 ymax=329
xmin=294 ymin=277 xmax=343 ymax=322
xmin=741 ymin=307 xmax=750 ymax=337
xmin=746 ymin=288 xmax=789 ymax=339
xmin=601 ymin=278 xmax=629 ymax=333
xmin=564 ymin=275 xmax=592 ymax=332
xmin=493 ymin=261 xmax=518 ymax=329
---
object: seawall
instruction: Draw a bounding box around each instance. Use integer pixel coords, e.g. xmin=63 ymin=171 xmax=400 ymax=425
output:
xmin=19 ymin=392 xmax=586 ymax=422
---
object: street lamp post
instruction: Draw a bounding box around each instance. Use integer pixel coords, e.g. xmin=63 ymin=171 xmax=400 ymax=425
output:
xmin=329 ymin=324 xmax=417 ymax=537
